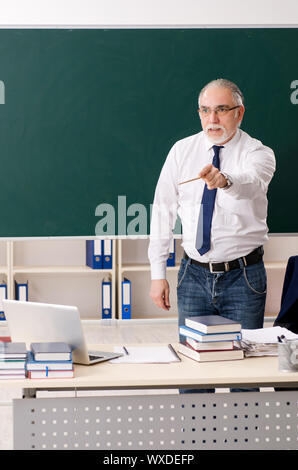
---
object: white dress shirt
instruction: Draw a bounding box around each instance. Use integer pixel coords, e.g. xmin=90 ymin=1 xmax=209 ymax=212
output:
xmin=148 ymin=128 xmax=276 ymax=279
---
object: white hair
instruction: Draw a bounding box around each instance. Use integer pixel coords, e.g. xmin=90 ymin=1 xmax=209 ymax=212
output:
xmin=198 ymin=79 xmax=244 ymax=107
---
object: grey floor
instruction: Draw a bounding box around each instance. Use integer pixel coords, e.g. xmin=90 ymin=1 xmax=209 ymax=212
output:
xmin=0 ymin=321 xmax=179 ymax=450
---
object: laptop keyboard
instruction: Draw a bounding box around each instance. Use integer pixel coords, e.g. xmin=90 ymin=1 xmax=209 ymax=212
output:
xmin=89 ymin=354 xmax=103 ymax=361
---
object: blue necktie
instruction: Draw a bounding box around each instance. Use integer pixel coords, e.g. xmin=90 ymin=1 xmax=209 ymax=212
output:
xmin=196 ymin=145 xmax=223 ymax=256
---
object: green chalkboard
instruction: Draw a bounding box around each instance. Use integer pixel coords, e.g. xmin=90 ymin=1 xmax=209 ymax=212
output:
xmin=0 ymin=28 xmax=297 ymax=237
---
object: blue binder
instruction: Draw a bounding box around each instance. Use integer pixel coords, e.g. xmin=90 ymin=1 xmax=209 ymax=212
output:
xmin=166 ymin=239 xmax=176 ymax=267
xmin=15 ymin=281 xmax=28 ymax=301
xmin=121 ymin=278 xmax=131 ymax=320
xmin=0 ymin=282 xmax=7 ymax=321
xmin=101 ymin=277 xmax=112 ymax=319
xmin=86 ymin=240 xmax=102 ymax=269
xmin=103 ymin=239 xmax=113 ymax=269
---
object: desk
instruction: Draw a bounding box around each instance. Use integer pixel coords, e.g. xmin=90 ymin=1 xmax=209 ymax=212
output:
xmin=3 ymin=343 xmax=298 ymax=450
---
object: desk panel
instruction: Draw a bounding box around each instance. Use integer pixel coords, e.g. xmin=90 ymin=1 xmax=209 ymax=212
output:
xmin=6 ymin=344 xmax=298 ymax=450
xmin=14 ymin=391 xmax=298 ymax=450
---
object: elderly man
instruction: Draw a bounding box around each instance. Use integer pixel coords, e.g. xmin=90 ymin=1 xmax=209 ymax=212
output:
xmin=148 ymin=79 xmax=276 ymax=332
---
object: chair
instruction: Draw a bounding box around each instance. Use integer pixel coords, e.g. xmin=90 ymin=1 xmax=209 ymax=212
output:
xmin=274 ymin=256 xmax=298 ymax=333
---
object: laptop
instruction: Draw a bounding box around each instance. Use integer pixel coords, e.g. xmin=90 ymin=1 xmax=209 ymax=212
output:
xmin=3 ymin=300 xmax=123 ymax=365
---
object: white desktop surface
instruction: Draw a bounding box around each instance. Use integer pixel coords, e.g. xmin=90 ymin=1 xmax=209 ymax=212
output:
xmin=1 ymin=343 xmax=298 ymax=390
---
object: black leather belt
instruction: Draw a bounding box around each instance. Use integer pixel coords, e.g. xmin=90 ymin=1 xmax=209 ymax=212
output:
xmin=183 ymin=246 xmax=264 ymax=273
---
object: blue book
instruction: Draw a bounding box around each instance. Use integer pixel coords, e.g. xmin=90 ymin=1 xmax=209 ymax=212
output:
xmin=26 ymin=351 xmax=73 ymax=371
xmin=15 ymin=281 xmax=28 ymax=301
xmin=167 ymin=239 xmax=176 ymax=267
xmin=179 ymin=325 xmax=242 ymax=343
xmin=0 ymin=282 xmax=7 ymax=321
xmin=101 ymin=277 xmax=112 ymax=319
xmin=30 ymin=342 xmax=72 ymax=361
xmin=86 ymin=240 xmax=102 ymax=269
xmin=103 ymin=239 xmax=113 ymax=269
xmin=121 ymin=278 xmax=131 ymax=319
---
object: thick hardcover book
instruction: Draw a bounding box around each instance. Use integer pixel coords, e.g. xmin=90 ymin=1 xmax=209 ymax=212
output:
xmin=28 ymin=369 xmax=74 ymax=379
xmin=179 ymin=325 xmax=241 ymax=343
xmin=185 ymin=315 xmax=241 ymax=334
xmin=0 ymin=342 xmax=27 ymax=359
xmin=186 ymin=337 xmax=234 ymax=351
xmin=0 ymin=360 xmax=26 ymax=370
xmin=30 ymin=342 xmax=72 ymax=361
xmin=0 ymin=369 xmax=26 ymax=375
xmin=26 ymin=351 xmax=73 ymax=371
xmin=0 ymin=373 xmax=26 ymax=379
xmin=177 ymin=342 xmax=244 ymax=362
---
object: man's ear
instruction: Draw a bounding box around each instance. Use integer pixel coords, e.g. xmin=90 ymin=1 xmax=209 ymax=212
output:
xmin=237 ymin=105 xmax=245 ymax=123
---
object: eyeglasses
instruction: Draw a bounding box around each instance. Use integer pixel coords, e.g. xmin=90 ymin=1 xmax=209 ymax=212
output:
xmin=198 ymin=105 xmax=240 ymax=116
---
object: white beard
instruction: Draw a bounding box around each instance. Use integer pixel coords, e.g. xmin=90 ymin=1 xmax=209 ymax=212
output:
xmin=204 ymin=124 xmax=233 ymax=144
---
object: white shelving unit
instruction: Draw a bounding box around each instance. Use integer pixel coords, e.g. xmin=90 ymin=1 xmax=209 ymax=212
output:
xmin=0 ymin=236 xmax=296 ymax=324
xmin=0 ymin=239 xmax=117 ymax=322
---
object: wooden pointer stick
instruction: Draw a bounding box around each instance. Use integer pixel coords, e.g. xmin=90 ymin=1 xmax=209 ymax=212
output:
xmin=179 ymin=175 xmax=201 ymax=185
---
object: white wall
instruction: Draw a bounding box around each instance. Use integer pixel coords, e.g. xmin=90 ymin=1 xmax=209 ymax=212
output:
xmin=0 ymin=0 xmax=297 ymax=26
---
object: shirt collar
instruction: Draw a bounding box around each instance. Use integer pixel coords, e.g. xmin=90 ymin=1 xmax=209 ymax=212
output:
xmin=203 ymin=128 xmax=241 ymax=152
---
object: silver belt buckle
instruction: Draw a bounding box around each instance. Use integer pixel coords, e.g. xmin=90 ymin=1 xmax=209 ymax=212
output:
xmin=209 ymin=262 xmax=225 ymax=274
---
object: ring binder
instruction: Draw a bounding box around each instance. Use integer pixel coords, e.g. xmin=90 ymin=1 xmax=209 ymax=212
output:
xmin=0 ymin=282 xmax=7 ymax=320
xmin=86 ymin=240 xmax=102 ymax=269
xmin=166 ymin=239 xmax=176 ymax=267
xmin=15 ymin=281 xmax=28 ymax=301
xmin=121 ymin=278 xmax=131 ymax=320
xmin=101 ymin=276 xmax=112 ymax=319
xmin=103 ymin=240 xmax=113 ymax=269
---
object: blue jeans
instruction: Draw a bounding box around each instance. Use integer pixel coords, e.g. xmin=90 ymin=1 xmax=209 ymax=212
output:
xmin=177 ymin=257 xmax=266 ymax=393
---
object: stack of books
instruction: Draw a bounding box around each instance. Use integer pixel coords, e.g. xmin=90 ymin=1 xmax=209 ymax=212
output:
xmin=27 ymin=342 xmax=74 ymax=379
xmin=177 ymin=315 xmax=244 ymax=362
xmin=0 ymin=342 xmax=27 ymax=379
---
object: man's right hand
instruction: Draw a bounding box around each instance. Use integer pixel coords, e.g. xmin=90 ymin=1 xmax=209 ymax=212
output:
xmin=149 ymin=279 xmax=171 ymax=311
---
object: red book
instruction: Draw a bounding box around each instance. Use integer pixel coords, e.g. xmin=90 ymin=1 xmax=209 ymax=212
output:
xmin=177 ymin=342 xmax=244 ymax=362
xmin=0 ymin=337 xmax=11 ymax=342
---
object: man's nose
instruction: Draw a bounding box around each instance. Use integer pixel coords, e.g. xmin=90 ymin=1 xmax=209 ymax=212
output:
xmin=209 ymin=110 xmax=220 ymax=123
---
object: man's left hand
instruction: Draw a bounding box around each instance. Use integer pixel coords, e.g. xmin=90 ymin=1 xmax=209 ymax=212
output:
xmin=199 ymin=164 xmax=227 ymax=190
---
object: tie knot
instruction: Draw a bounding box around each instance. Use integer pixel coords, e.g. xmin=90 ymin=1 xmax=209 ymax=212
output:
xmin=212 ymin=145 xmax=224 ymax=155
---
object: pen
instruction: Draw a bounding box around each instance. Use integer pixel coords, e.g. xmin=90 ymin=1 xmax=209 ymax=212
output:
xmin=123 ymin=346 xmax=129 ymax=355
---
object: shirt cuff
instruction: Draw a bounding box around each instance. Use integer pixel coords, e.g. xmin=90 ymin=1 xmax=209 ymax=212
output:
xmin=150 ymin=262 xmax=167 ymax=280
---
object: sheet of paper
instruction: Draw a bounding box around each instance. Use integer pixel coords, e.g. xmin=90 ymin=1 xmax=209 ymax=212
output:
xmin=111 ymin=345 xmax=180 ymax=363
xmin=241 ymin=326 xmax=298 ymax=344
